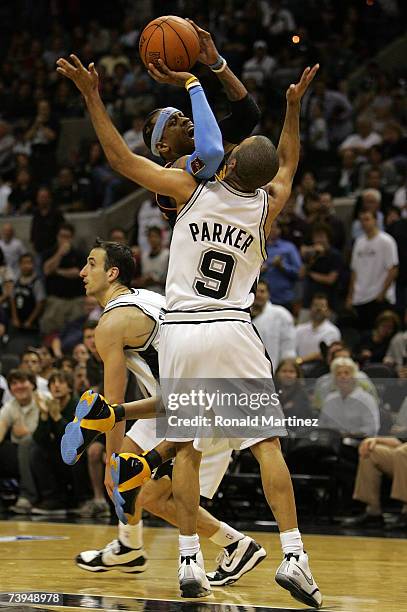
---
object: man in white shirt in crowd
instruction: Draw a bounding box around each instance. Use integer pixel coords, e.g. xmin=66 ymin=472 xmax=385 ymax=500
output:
xmin=138 ymin=226 xmax=169 ymax=295
xmin=0 ymin=369 xmax=41 ymax=513
xmin=319 ymin=357 xmax=380 ymax=437
xmin=0 ymin=223 xmax=25 ymax=279
xmin=347 ymin=210 xmax=398 ymax=330
xmin=134 ymin=196 xmax=168 ymax=256
xmin=339 ymin=116 xmax=382 ymax=160
xmin=20 ymin=350 xmax=51 ymax=397
xmin=123 ymin=116 xmax=147 ymax=154
xmin=295 ymin=293 xmax=341 ymax=366
xmin=242 ymin=41 xmax=276 ymax=88
xmin=251 ymin=280 xmax=296 ymax=371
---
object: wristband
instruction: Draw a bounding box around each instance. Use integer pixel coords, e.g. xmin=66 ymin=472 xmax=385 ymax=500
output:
xmin=209 ymin=55 xmax=227 ymax=73
xmin=185 ymin=76 xmax=199 ymax=90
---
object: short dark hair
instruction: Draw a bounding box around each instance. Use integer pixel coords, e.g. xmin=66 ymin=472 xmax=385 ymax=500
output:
xmin=19 ymin=252 xmax=33 ymax=263
xmin=93 ymin=238 xmax=135 ymax=287
xmin=312 ymin=292 xmax=329 ymax=304
xmin=147 ymin=226 xmax=162 ymax=237
xmin=49 ymin=369 xmax=74 ymax=390
xmin=312 ymin=223 xmax=332 ymax=242
xmin=21 ymin=349 xmax=40 ymax=362
xmin=7 ymin=369 xmax=36 ymax=389
xmin=233 ymin=136 xmax=279 ymax=190
xmin=142 ymin=108 xmax=162 ymax=151
xmin=58 ymin=222 xmax=75 ymax=235
xmin=83 ymin=320 xmax=98 ymax=332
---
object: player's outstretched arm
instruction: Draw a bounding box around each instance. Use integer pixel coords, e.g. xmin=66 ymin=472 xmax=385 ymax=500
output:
xmin=56 ymin=55 xmax=197 ymax=203
xmin=187 ymin=19 xmax=261 ymax=150
xmin=265 ymin=64 xmax=319 ymax=236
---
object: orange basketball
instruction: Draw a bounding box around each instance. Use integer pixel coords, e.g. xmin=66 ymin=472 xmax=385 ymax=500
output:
xmin=139 ymin=15 xmax=200 ymax=72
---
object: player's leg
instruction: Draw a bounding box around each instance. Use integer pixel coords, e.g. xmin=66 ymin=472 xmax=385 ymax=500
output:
xmin=76 ymin=435 xmax=148 ymax=573
xmin=171 ymin=440 xmax=211 ymax=598
xmin=250 ymin=438 xmax=322 ymax=608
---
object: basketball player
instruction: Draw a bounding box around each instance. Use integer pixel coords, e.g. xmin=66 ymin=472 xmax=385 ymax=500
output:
xmin=62 ymin=239 xmax=266 ymax=583
xmin=56 ymin=51 xmax=322 ymax=606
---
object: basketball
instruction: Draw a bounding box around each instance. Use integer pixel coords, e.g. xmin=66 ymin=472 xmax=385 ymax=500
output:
xmin=139 ymin=15 xmax=200 ymax=71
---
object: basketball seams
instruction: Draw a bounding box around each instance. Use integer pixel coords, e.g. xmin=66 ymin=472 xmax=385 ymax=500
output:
xmin=167 ymin=17 xmax=200 ymax=45
xmin=140 ymin=24 xmax=160 ymax=67
xmin=164 ymin=21 xmax=191 ymax=67
xmin=158 ymin=25 xmax=168 ymax=66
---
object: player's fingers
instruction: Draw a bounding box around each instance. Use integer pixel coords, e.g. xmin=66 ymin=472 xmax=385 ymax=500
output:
xmin=307 ymin=63 xmax=320 ymax=82
xmin=56 ymin=58 xmax=74 ymax=71
xmin=148 ymin=63 xmax=167 ymax=80
xmin=56 ymin=67 xmax=69 ymax=77
xmin=156 ymin=59 xmax=173 ymax=75
xmin=70 ymin=54 xmax=84 ymax=70
xmin=186 ymin=18 xmax=203 ymax=33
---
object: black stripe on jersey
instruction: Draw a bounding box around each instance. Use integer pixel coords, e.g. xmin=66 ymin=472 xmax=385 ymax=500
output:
xmin=259 ymin=189 xmax=268 ymax=261
xmin=124 ymin=342 xmax=160 ymax=381
xmin=102 ymin=303 xmax=159 ymax=351
xmin=163 ymin=306 xmax=251 ymax=314
xmin=219 ymin=180 xmax=258 ymax=198
xmin=162 ymin=319 xmax=251 ymax=325
xmin=252 ymin=322 xmax=274 ymax=378
xmin=175 ymin=181 xmax=207 ymax=224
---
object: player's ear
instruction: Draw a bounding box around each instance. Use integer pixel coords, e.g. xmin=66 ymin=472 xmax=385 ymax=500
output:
xmin=108 ymin=266 xmax=120 ymax=283
xmin=156 ymin=141 xmax=169 ymax=155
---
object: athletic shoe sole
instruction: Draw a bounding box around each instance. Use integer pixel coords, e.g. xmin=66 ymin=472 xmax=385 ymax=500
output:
xmin=275 ymin=573 xmax=322 ymax=608
xmin=180 ymin=579 xmax=212 ymax=598
xmin=76 ymin=560 xmax=148 ymax=573
xmin=61 ymin=392 xmax=100 ymax=465
xmin=208 ymin=546 xmax=267 ymax=586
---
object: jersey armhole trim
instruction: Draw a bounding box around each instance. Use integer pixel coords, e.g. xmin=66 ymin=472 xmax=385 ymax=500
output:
xmin=175 ymin=181 xmax=207 ymax=225
xmin=102 ymin=303 xmax=159 ymax=352
xmin=259 ymin=189 xmax=269 ymax=261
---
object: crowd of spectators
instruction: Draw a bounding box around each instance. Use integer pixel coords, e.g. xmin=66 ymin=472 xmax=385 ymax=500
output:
xmin=0 ymin=0 xmax=407 ymax=523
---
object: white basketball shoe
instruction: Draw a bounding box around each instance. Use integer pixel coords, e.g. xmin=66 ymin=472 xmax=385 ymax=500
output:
xmin=275 ymin=551 xmax=322 ymax=608
xmin=179 ymin=550 xmax=212 ymax=598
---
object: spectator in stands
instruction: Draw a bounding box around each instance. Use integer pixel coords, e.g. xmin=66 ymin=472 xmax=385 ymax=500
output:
xmin=386 ymin=211 xmax=407 ymax=312
xmin=9 ymin=253 xmax=45 ymax=351
xmin=319 ymin=357 xmax=380 ymax=436
xmin=99 ymin=42 xmax=130 ymax=77
xmin=0 ymin=372 xmax=12 ymax=407
xmin=0 ymin=370 xmax=40 ymax=514
xmin=381 ymin=121 xmax=407 ymax=171
xmin=30 ymin=187 xmax=65 ymax=256
xmin=318 ymin=192 xmax=346 ymax=252
xmin=242 ymin=41 xmax=276 ymax=87
xmin=344 ymin=435 xmax=407 ymax=528
xmin=267 ymin=0 xmax=296 ymax=37
xmin=332 ymin=148 xmax=360 ymax=197
xmin=123 ymin=116 xmax=147 ymax=154
xmin=352 ymin=189 xmax=384 ymax=240
xmin=0 ymin=223 xmax=24 ymax=278
xmin=0 ymin=175 xmax=12 ymax=215
xmin=384 ymin=309 xmax=407 ymax=369
xmin=313 ymin=343 xmax=378 ymax=411
xmin=72 ymin=343 xmax=89 ymax=366
xmin=88 ymin=20 xmax=110 ymax=56
xmin=358 ymin=145 xmax=398 ymax=193
xmin=108 ymin=227 xmax=128 ymax=244
xmin=301 ymin=224 xmax=343 ymax=316
xmin=347 ymin=210 xmax=399 ymax=330
xmin=305 ymin=79 xmax=353 ymax=148
xmin=339 ymin=116 xmax=382 ymax=160
xmin=73 ymin=363 xmax=89 ymax=396
xmin=51 ymin=295 xmax=100 ymax=357
xmin=295 ymin=293 xmax=341 ymax=365
xmin=132 ymin=195 xmax=168 ymax=254
xmin=82 ymin=320 xmax=103 ymax=391
xmin=41 ymin=223 xmax=85 ymax=334
xmin=0 ymin=247 xmax=13 ymax=321
xmin=7 ymin=169 xmax=36 ymax=215
xmin=294 ymin=171 xmax=316 ymax=218
xmin=30 ymin=370 xmax=86 ymax=515
xmin=25 ymin=99 xmax=59 ymax=182
xmin=278 ymin=194 xmax=309 ymax=250
xmin=37 ymin=345 xmax=54 ymax=381
xmin=357 ymin=310 xmax=400 ymax=365
xmin=251 ymin=280 xmax=296 ymax=370
xmin=20 ymin=349 xmax=50 ymax=396
xmin=52 ymin=166 xmax=83 ymax=212
xmin=263 ymin=220 xmax=302 ymax=310
xmin=0 ymin=120 xmax=15 ymax=179
xmin=275 ymin=359 xmax=312 ymax=426
xmin=137 ymin=226 xmax=169 ymax=295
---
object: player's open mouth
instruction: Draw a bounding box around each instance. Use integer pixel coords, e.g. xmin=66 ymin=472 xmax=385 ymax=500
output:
xmin=186 ymin=125 xmax=194 ymax=137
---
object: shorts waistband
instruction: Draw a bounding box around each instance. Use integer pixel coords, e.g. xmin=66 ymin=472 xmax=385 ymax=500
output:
xmin=163 ymin=308 xmax=252 ymax=324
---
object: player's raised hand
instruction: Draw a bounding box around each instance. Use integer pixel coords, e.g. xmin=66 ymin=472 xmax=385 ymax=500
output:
xmin=56 ymin=54 xmax=99 ymax=98
xmin=148 ymin=59 xmax=195 ymax=87
xmin=185 ymin=19 xmax=219 ymax=65
xmin=286 ymin=64 xmax=319 ymax=105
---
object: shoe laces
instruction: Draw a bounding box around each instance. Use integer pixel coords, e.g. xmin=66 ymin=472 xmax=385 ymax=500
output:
xmin=215 ymin=548 xmax=229 ymax=567
xmin=105 ymin=539 xmax=120 ymax=555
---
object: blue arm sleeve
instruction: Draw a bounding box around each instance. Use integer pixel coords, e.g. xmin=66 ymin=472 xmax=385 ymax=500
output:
xmin=186 ymin=84 xmax=224 ymax=180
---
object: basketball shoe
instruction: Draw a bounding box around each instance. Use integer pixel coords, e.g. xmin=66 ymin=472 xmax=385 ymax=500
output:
xmin=275 ymin=551 xmax=322 ymax=608
xmin=207 ymin=536 xmax=266 ymax=586
xmin=61 ymin=390 xmax=117 ymax=465
xmin=110 ymin=452 xmax=153 ymax=524
xmin=179 ymin=550 xmax=211 ymax=598
xmin=76 ymin=539 xmax=148 ymax=573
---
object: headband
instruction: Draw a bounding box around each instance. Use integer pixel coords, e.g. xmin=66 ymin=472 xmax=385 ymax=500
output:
xmin=150 ymin=107 xmax=181 ymax=156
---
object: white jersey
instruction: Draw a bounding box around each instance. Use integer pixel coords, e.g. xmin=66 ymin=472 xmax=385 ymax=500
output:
xmin=102 ymin=288 xmax=165 ymax=397
xmin=165 ymin=180 xmax=268 ymax=319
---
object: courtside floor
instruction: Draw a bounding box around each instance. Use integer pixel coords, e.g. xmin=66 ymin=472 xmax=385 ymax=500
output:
xmin=0 ymin=520 xmax=406 ymax=612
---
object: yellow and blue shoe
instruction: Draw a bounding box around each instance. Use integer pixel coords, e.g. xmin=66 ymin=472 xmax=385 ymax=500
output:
xmin=61 ymin=390 xmax=116 ymax=465
xmin=110 ymin=453 xmax=152 ymax=525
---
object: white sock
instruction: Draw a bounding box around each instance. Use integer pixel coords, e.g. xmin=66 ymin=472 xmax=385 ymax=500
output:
xmin=118 ymin=520 xmax=143 ymax=549
xmin=179 ymin=534 xmax=200 ymax=558
xmin=210 ymin=522 xmax=244 ymax=547
xmin=280 ymin=528 xmax=304 ymax=556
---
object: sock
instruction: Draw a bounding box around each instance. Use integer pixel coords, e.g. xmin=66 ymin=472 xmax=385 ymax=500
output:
xmin=143 ymin=449 xmax=163 ymax=470
xmin=118 ymin=520 xmax=143 ymax=549
xmin=179 ymin=534 xmax=200 ymax=558
xmin=366 ymin=504 xmax=382 ymax=516
xmin=280 ymin=528 xmax=304 ymax=556
xmin=210 ymin=522 xmax=244 ymax=548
